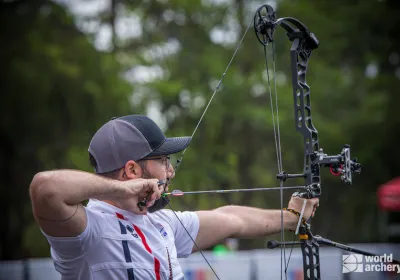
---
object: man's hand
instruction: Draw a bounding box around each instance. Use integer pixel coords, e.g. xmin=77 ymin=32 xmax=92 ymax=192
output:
xmin=288 ymin=196 xmax=319 ymax=222
xmin=115 ymin=178 xmax=163 ymax=214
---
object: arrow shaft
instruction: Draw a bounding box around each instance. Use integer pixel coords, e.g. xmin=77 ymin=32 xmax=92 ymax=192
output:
xmin=164 ymin=186 xmax=305 ymax=196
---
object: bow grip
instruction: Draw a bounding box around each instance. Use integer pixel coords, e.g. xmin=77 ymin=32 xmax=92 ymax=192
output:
xmin=292 ymin=184 xmax=321 ymax=199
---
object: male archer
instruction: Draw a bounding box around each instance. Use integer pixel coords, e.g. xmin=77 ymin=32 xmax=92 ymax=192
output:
xmin=30 ymin=114 xmax=319 ymax=280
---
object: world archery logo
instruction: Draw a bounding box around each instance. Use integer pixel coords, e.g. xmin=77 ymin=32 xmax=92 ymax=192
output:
xmin=342 ymin=254 xmax=363 ymax=273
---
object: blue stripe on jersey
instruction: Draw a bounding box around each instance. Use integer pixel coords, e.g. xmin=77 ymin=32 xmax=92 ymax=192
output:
xmin=122 ymin=240 xmax=132 ymax=262
xmin=119 ymin=220 xmax=127 ymax=234
xmin=118 ymin=220 xmax=135 ymax=280
xmin=127 ymin=268 xmax=135 ymax=280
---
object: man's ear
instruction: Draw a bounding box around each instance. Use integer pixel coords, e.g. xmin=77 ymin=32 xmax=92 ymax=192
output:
xmin=123 ymin=160 xmax=142 ymax=179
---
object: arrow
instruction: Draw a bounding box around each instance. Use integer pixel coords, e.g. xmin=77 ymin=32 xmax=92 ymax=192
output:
xmin=162 ymin=186 xmax=306 ymax=197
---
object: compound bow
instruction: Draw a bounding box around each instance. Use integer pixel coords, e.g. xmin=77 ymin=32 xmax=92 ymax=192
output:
xmin=138 ymin=3 xmax=400 ymax=280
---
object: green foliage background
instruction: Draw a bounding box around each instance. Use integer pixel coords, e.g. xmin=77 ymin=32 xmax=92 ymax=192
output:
xmin=0 ymin=0 xmax=399 ymax=259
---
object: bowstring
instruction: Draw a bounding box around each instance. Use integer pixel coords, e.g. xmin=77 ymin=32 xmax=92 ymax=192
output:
xmin=163 ymin=17 xmax=255 ymax=280
xmin=272 ymin=40 xmax=283 ymax=178
xmin=263 ymin=41 xmax=287 ymax=280
xmin=272 ymin=39 xmax=296 ymax=279
xmin=165 ymin=17 xmax=254 ymax=187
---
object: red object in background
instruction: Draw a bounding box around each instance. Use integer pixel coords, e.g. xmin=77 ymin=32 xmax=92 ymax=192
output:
xmin=378 ymin=177 xmax=400 ymax=211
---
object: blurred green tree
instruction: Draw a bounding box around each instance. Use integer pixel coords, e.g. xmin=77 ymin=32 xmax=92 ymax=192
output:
xmin=109 ymin=0 xmax=399 ymax=248
xmin=0 ymin=1 xmax=131 ymax=259
xmin=1 ymin=0 xmax=399 ymax=259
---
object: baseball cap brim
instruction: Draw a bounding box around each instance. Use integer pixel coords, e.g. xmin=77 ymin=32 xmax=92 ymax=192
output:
xmin=145 ymin=136 xmax=192 ymax=157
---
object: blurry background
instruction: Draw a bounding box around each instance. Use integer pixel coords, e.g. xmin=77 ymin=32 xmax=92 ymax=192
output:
xmin=0 ymin=0 xmax=399 ymax=279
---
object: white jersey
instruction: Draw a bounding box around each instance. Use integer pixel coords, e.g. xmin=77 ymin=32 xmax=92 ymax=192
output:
xmin=42 ymin=199 xmax=199 ymax=280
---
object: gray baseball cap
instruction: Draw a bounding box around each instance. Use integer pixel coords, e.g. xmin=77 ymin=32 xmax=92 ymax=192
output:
xmin=88 ymin=114 xmax=191 ymax=173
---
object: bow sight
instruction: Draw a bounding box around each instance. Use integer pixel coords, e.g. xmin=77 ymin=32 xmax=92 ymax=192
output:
xmin=276 ymin=145 xmax=362 ymax=199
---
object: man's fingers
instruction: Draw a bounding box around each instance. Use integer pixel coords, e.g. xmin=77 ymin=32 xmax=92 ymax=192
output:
xmin=139 ymin=179 xmax=163 ymax=204
xmin=311 ymin=198 xmax=319 ymax=217
xmin=135 ymin=179 xmax=159 ymax=199
xmin=288 ymin=196 xmax=320 ymax=220
xmin=152 ymin=184 xmax=162 ymax=200
xmin=140 ymin=179 xmax=159 ymax=192
xmin=310 ymin=198 xmax=319 ymax=207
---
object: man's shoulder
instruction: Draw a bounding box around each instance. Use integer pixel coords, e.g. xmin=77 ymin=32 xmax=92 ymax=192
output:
xmin=148 ymin=209 xmax=198 ymax=227
xmin=147 ymin=209 xmax=175 ymax=221
xmin=148 ymin=209 xmax=193 ymax=219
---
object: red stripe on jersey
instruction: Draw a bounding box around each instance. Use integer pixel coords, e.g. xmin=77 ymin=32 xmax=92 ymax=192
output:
xmin=154 ymin=257 xmax=161 ymax=280
xmin=132 ymin=225 xmax=152 ymax=254
xmin=133 ymin=224 xmax=161 ymax=280
xmin=116 ymin=212 xmax=125 ymax=220
xmin=115 ymin=212 xmax=162 ymax=279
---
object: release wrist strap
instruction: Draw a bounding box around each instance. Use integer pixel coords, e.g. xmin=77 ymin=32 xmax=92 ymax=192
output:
xmin=283 ymin=207 xmax=307 ymax=232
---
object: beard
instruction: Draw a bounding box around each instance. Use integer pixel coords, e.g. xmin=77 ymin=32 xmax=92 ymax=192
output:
xmin=147 ymin=195 xmax=170 ymax=213
xmin=141 ymin=167 xmax=170 ymax=213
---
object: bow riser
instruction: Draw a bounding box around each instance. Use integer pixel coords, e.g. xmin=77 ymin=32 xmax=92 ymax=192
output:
xmin=290 ymin=36 xmax=322 ymax=280
xmin=289 ymin=37 xmax=321 ymax=198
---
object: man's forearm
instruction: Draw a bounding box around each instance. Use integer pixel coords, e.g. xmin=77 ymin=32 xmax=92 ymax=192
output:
xmin=30 ymin=170 xmax=125 ymax=219
xmin=215 ymin=205 xmax=298 ymax=238
xmin=30 ymin=170 xmax=124 ymax=204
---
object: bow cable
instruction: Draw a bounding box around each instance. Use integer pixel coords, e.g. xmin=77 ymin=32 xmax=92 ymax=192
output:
xmin=273 ymin=41 xmax=297 ymax=280
xmin=263 ymin=38 xmax=288 ymax=280
xmin=271 ymin=33 xmax=302 ymax=280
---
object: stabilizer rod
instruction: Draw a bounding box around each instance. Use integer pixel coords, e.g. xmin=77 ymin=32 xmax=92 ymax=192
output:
xmin=267 ymin=237 xmax=400 ymax=265
xmin=314 ymin=236 xmax=400 ymax=265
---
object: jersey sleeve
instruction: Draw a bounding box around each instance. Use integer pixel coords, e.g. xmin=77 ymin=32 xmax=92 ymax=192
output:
xmin=41 ymin=207 xmax=101 ymax=261
xmin=163 ymin=210 xmax=200 ymax=258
